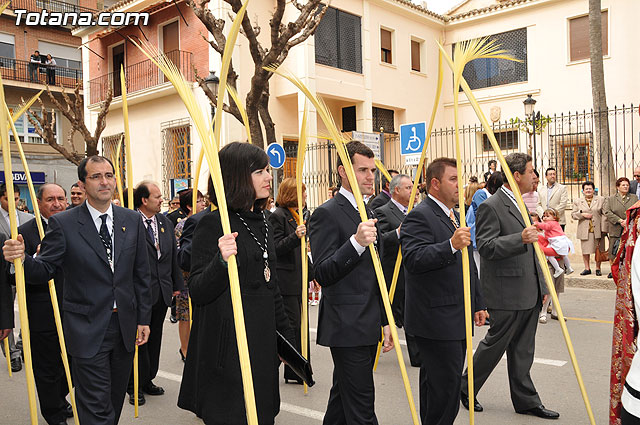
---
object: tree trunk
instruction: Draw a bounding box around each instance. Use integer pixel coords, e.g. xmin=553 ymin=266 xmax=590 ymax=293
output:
xmin=589 ymin=0 xmax=615 ymax=196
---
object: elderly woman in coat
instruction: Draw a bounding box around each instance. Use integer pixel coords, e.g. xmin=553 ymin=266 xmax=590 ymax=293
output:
xmin=572 ymin=181 xmax=607 ymax=276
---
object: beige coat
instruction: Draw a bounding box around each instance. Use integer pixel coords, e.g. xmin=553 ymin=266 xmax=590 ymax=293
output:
xmin=571 ymin=196 xmax=606 ymax=240
xmin=537 ymin=183 xmax=569 ymax=225
xmin=603 ymin=192 xmax=639 ymax=237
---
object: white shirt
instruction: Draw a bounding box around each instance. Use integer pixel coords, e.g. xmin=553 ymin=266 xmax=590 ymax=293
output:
xmin=622 ymin=235 xmax=640 ymax=416
xmin=390 ymin=198 xmax=408 ymax=215
xmin=428 ymin=194 xmax=457 ymax=254
xmin=501 ymin=186 xmax=519 ymax=209
xmin=339 ymin=186 xmax=369 ymax=256
xmin=86 ymin=202 xmax=115 ymax=307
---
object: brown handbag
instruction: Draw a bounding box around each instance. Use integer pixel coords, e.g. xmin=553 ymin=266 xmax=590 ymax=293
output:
xmin=595 ymin=242 xmax=609 ymax=263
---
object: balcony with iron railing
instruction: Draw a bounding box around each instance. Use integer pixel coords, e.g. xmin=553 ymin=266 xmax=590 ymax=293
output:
xmin=0 ymin=57 xmax=83 ymax=89
xmin=8 ymin=0 xmax=97 ymax=15
xmin=88 ymin=50 xmax=193 ymax=105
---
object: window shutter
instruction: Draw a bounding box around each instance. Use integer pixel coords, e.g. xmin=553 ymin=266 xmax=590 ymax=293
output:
xmin=570 ymin=11 xmax=607 ymax=62
xmin=411 ymin=40 xmax=420 ymax=72
xmin=337 ymin=10 xmax=362 ymax=73
xmin=314 ymin=7 xmax=339 ymax=68
xmin=380 ymin=29 xmax=392 ymax=51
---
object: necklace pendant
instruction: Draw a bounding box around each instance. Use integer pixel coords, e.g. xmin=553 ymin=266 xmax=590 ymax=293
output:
xmin=263 ymin=251 xmax=268 ymax=260
xmin=264 ymin=264 xmax=271 ymax=282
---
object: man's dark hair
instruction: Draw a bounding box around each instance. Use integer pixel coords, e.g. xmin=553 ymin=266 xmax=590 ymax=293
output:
xmin=582 ymin=181 xmax=595 ymax=190
xmin=71 ymin=183 xmax=80 ymax=190
xmin=34 ymin=50 xmax=39 ymax=54
xmin=425 ymin=157 xmax=457 ymax=191
xmin=486 ymin=172 xmax=504 ymax=195
xmin=501 ymin=153 xmax=532 ymax=182
xmin=77 ymin=156 xmax=115 ymax=182
xmin=210 ymin=142 xmax=269 ymax=212
xmin=331 ymin=186 xmax=339 ymax=197
xmin=37 ymin=183 xmax=66 ymax=200
xmin=336 ymin=141 xmax=374 ymax=169
xmin=133 ymin=181 xmax=153 ymax=210
xmin=0 ymin=183 xmax=20 ymax=198
xmin=179 ymin=189 xmax=204 ymax=214
xmin=545 ymin=167 xmax=556 ymax=176
xmin=382 ymin=169 xmax=399 ymax=190
xmin=488 ymin=159 xmax=497 ymax=168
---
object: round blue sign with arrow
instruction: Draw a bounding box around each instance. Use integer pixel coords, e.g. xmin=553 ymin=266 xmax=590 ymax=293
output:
xmin=266 ymin=143 xmax=286 ymax=169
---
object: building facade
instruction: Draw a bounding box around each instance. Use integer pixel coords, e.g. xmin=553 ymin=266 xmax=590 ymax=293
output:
xmin=79 ymin=0 xmax=639 ymax=207
xmin=1 ymin=0 xmax=96 ymax=209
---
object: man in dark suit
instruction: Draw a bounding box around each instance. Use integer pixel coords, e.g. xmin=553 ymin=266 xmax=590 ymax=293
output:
xmin=165 ymin=189 xmax=188 ymax=228
xmin=19 ymin=183 xmax=72 ymax=425
xmin=309 ymin=141 xmax=393 ymax=425
xmin=3 ymin=156 xmax=152 ymax=425
xmin=461 ymin=153 xmax=559 ymax=419
xmin=374 ymin=173 xmax=420 ymax=367
xmin=631 ymin=166 xmax=640 ymax=197
xmin=0 ymin=182 xmax=34 ymax=372
xmin=127 ymin=181 xmax=184 ymax=404
xmin=401 ymin=158 xmax=487 ymax=424
xmin=368 ymin=169 xmax=398 ymax=211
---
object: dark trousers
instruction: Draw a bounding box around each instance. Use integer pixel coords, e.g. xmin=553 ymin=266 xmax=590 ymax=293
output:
xmin=405 ymin=332 xmax=421 ymax=367
xmin=622 ymin=406 xmax=640 ymax=425
xmin=323 ymin=345 xmax=378 ymax=425
xmin=32 ymin=326 xmax=70 ymax=424
xmin=72 ymin=312 xmax=134 ymax=425
xmin=129 ymin=297 xmax=167 ymax=392
xmin=461 ymin=306 xmax=542 ymax=412
xmin=282 ymin=294 xmax=306 ymax=381
xmin=415 ymin=337 xmax=465 ymax=425
xmin=0 ymin=286 xmax=21 ymax=360
xmin=46 ymin=68 xmax=55 ymax=85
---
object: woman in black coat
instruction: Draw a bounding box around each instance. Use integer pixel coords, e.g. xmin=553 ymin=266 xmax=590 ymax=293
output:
xmin=268 ymin=177 xmax=314 ymax=384
xmin=178 ymin=142 xmax=294 ymax=425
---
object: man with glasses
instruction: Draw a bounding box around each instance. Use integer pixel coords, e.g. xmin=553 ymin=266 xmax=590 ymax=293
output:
xmin=630 ymin=167 xmax=640 ymax=198
xmin=165 ymin=195 xmax=180 ymax=215
xmin=3 ymin=156 xmax=152 ymax=425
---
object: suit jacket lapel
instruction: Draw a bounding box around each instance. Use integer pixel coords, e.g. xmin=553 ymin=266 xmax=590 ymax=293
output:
xmin=77 ymin=203 xmax=111 ymax=269
xmin=426 ymin=197 xmax=455 ymax=233
xmin=156 ymin=213 xmax=166 ymax=256
xmin=498 ymin=189 xmax=526 ymax=227
xmin=113 ymin=206 xmax=128 ymax=268
xmin=388 ymin=201 xmax=405 ymax=224
xmin=335 ymin=193 xmax=361 ymax=227
xmin=0 ymin=214 xmax=9 ymax=237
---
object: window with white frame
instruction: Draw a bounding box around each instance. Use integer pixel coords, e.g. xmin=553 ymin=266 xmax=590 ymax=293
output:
xmin=38 ymin=41 xmax=82 ymax=70
xmin=569 ymin=11 xmax=608 ymax=62
xmin=9 ymin=106 xmax=59 ymax=144
xmin=410 ymin=38 xmax=424 ymax=72
xmin=380 ymin=28 xmax=393 ymax=64
xmin=0 ymin=33 xmax=15 ymax=68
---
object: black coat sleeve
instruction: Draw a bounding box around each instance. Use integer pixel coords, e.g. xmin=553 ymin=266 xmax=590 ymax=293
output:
xmin=133 ymin=217 xmax=153 ymax=325
xmin=401 ymin=209 xmax=456 ymax=274
xmin=177 ymin=214 xmax=197 ymax=272
xmin=308 ymin=206 xmax=362 ymax=287
xmin=269 ymin=210 xmax=300 ymax=258
xmin=189 ymin=213 xmax=231 ymax=306
xmin=23 ymin=215 xmax=67 ymax=283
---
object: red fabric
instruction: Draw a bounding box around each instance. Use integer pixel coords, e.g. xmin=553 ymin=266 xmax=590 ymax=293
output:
xmin=537 ymin=234 xmax=559 ymax=257
xmin=536 ymin=220 xmax=565 ymax=238
xmin=610 ymin=200 xmax=640 ymax=425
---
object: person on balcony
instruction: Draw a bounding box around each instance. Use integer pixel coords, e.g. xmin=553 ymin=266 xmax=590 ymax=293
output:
xmin=45 ymin=54 xmax=56 ymax=86
xmin=29 ymin=50 xmax=43 ymax=83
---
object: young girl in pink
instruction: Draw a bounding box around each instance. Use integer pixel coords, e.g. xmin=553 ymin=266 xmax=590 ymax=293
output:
xmin=536 ymin=208 xmax=575 ymax=278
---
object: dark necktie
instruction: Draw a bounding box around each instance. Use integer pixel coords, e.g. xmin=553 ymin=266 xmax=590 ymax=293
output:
xmin=145 ymin=219 xmax=155 ymax=244
xmin=41 ymin=219 xmax=47 ymax=232
xmin=99 ymin=214 xmax=112 ymax=263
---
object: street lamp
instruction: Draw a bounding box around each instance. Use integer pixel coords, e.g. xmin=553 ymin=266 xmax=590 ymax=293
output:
xmin=204 ymin=71 xmax=220 ymax=118
xmin=523 ymin=94 xmax=537 ymax=168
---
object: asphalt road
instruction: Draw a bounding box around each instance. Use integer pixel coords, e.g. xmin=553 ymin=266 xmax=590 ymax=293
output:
xmin=0 ymin=287 xmax=615 ymax=424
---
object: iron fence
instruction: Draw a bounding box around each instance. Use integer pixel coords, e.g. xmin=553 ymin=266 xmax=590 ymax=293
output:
xmin=0 ymin=56 xmax=82 ymax=89
xmin=88 ymin=50 xmax=193 ymax=105
xmin=283 ymin=105 xmax=639 ymax=210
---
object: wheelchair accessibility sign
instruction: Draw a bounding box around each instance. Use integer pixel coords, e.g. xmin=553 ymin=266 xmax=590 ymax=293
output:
xmin=400 ymin=122 xmax=426 ymax=155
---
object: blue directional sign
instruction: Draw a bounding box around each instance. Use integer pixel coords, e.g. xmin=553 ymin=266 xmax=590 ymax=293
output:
xmin=400 ymin=122 xmax=427 ymax=155
xmin=266 ymin=142 xmax=286 ymax=169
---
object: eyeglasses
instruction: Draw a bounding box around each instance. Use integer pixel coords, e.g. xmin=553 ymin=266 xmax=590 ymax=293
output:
xmin=169 ymin=201 xmax=180 ymax=206
xmin=634 ymin=175 xmax=640 ymax=178
xmin=86 ymin=173 xmax=115 ymax=181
